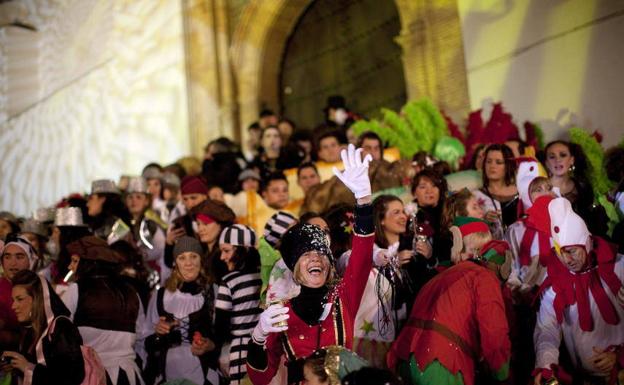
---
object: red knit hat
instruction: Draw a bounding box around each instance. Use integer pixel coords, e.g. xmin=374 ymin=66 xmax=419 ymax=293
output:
xmin=181 ymin=176 xmax=208 ymax=195
xmin=452 ymin=216 xmax=490 ymax=237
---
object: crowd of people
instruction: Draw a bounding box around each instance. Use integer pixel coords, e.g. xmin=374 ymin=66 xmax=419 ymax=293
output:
xmin=1 ymin=96 xmax=624 ymax=385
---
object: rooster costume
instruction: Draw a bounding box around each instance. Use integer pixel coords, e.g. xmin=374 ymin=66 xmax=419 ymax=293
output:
xmin=505 ymin=158 xmax=550 ymax=294
xmin=533 ymin=197 xmax=624 ymax=384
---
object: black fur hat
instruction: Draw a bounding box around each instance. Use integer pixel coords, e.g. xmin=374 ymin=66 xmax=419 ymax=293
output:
xmin=279 ymin=223 xmax=333 ymax=271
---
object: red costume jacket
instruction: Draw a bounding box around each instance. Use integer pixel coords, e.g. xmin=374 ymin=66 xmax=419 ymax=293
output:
xmin=387 ymin=261 xmax=511 ymax=385
xmin=247 ymin=233 xmax=374 ymax=385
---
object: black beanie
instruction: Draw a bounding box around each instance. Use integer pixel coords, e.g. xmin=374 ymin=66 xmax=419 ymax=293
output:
xmin=279 ymin=223 xmax=333 ymax=271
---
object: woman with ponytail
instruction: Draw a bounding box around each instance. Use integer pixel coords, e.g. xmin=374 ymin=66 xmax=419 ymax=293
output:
xmin=1 ymin=270 xmax=85 ymax=385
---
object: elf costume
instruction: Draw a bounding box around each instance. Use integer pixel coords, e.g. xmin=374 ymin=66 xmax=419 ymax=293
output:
xmin=387 ymin=218 xmax=511 ymax=385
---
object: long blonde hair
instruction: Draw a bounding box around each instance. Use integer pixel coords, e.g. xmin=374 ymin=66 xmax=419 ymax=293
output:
xmin=450 ymin=230 xmax=492 ymax=264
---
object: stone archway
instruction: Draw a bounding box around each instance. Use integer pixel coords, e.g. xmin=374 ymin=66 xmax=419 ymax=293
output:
xmin=279 ymin=0 xmax=407 ymax=130
xmin=230 ymin=0 xmax=314 ymax=135
xmin=230 ymin=0 xmax=469 ymax=142
xmin=184 ymin=0 xmax=470 ymax=153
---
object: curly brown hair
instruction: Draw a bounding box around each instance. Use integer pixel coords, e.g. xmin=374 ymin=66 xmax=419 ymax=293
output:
xmin=442 ymin=189 xmax=474 ymax=230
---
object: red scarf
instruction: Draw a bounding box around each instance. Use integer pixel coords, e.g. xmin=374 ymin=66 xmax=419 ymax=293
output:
xmin=519 ymin=220 xmax=551 ymax=267
xmin=539 ymin=237 xmax=622 ymax=332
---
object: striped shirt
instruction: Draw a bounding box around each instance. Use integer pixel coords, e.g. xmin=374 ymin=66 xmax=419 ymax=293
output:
xmin=216 ymin=270 xmax=262 ymax=336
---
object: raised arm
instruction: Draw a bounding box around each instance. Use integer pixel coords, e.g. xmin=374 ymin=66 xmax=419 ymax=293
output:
xmin=333 ymin=144 xmax=375 ymax=317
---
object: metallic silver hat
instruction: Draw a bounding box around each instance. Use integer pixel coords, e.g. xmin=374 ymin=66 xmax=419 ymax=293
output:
xmin=238 ymin=169 xmax=261 ymax=182
xmin=34 ymin=207 xmax=56 ymax=223
xmin=162 ymin=172 xmax=181 ymax=188
xmin=91 ymin=179 xmax=120 ymax=195
xmin=126 ymin=176 xmax=149 ymax=194
xmin=54 ymin=207 xmax=87 ymax=227
xmin=142 ymin=166 xmax=163 ymax=181
xmin=20 ymin=218 xmax=48 ymax=238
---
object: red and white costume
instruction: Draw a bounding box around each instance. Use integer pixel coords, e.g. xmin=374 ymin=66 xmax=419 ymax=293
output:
xmin=506 ymin=158 xmax=549 ymax=293
xmin=534 ymin=197 xmax=624 ymax=382
xmin=246 ymin=231 xmax=373 ymax=385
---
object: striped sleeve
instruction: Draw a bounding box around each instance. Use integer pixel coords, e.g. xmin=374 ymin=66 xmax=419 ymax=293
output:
xmin=227 ymin=271 xmax=262 ymax=336
xmin=216 ymin=282 xmax=233 ymax=311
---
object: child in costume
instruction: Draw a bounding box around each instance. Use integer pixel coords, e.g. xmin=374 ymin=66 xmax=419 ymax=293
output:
xmin=505 ymin=158 xmax=552 ymax=296
xmin=532 ymin=197 xmax=624 ymax=385
xmin=387 ymin=216 xmax=511 ymax=385
xmin=246 ymin=144 xmax=375 ymax=385
xmin=442 ymin=189 xmax=486 ymax=224
xmin=504 ymin=158 xmax=555 ymax=385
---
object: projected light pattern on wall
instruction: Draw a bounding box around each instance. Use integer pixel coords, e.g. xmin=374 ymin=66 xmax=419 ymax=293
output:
xmin=0 ymin=0 xmax=189 ymax=216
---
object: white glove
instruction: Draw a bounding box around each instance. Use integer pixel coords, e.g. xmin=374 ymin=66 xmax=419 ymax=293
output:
xmin=333 ymin=144 xmax=373 ymax=199
xmin=251 ymin=304 xmax=289 ymax=344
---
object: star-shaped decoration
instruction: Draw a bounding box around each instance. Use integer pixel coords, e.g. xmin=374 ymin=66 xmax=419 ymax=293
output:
xmin=344 ymin=224 xmax=353 ymax=234
xmin=272 ymin=266 xmax=287 ymax=280
xmin=360 ymin=319 xmax=376 ymax=336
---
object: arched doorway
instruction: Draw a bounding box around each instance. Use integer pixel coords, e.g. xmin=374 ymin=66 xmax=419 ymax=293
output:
xmin=279 ymin=0 xmax=406 ymax=129
xmin=225 ymin=0 xmax=468 ymax=147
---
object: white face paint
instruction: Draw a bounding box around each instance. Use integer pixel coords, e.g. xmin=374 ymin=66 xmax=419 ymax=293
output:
xmin=333 ymin=108 xmax=348 ymax=125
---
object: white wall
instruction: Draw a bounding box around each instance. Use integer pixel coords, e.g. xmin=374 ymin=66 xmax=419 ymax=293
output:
xmin=0 ymin=0 xmax=189 ymax=216
xmin=459 ymin=0 xmax=624 ymax=147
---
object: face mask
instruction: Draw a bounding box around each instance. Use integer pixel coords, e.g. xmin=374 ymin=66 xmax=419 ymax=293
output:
xmin=333 ymin=108 xmax=348 ymax=125
xmin=46 ymin=239 xmax=59 ymax=260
